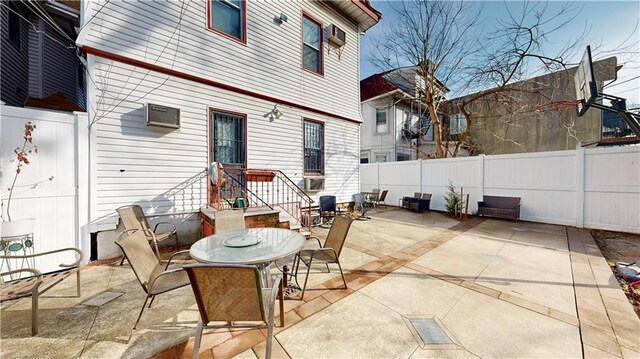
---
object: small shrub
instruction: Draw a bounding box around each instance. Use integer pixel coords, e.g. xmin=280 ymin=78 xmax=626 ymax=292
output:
xmin=444 ymin=180 xmax=464 ymax=216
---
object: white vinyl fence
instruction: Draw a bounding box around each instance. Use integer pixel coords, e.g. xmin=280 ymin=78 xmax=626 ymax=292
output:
xmin=1 ymin=106 xmax=87 ymax=273
xmin=361 ymin=147 xmax=640 ymax=234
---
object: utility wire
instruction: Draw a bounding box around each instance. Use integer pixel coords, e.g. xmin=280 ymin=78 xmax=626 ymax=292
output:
xmin=25 ymin=1 xmax=75 ymax=43
xmin=604 ymin=75 xmax=640 ymax=89
xmin=0 ymin=2 xmax=74 ymax=49
xmin=78 ymin=0 xmax=110 ymax=32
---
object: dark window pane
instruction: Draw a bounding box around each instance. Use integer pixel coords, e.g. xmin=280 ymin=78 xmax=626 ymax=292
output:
xmin=8 ymin=3 xmax=20 ymax=48
xmin=303 ymin=45 xmax=319 ymax=73
xmin=211 ymin=0 xmax=242 ymax=39
xmin=303 ymin=18 xmax=320 ymax=48
xmin=212 ymin=112 xmax=244 ymax=167
xmin=304 ymin=121 xmax=324 ymax=174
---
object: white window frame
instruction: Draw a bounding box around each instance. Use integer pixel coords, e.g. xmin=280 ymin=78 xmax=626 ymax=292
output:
xmin=450 ymin=113 xmax=467 ymax=135
xmin=375 ymin=108 xmax=388 ymax=134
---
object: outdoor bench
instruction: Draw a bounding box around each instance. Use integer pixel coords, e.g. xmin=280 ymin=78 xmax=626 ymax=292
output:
xmin=477 ymin=195 xmax=521 ymax=221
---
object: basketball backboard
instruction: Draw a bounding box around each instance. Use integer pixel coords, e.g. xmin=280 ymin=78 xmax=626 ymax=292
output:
xmin=574 ymin=46 xmax=598 ymax=117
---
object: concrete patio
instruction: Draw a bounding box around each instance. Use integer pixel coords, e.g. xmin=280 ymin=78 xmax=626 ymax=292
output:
xmin=1 ymin=208 xmax=639 ymax=358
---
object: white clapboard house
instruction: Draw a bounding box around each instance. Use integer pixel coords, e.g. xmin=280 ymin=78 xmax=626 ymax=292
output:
xmin=73 ymin=0 xmax=381 ymax=258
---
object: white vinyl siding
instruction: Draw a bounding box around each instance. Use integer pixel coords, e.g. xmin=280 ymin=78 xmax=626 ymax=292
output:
xmin=91 ymin=57 xmax=359 ymax=218
xmin=81 ymin=0 xmax=361 ymax=121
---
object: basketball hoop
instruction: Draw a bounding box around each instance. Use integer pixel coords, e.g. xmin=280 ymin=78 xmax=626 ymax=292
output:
xmin=534 ymin=100 xmax=581 ymax=113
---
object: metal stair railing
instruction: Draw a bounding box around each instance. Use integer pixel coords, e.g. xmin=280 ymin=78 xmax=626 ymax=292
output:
xmin=207 ymin=166 xmax=314 ymax=233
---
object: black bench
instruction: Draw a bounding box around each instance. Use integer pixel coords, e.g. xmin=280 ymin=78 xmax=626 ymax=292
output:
xmin=477 ymin=195 xmax=521 ymax=221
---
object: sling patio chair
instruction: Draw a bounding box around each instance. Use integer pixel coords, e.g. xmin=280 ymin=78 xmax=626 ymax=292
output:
xmin=376 ymin=190 xmax=389 ymax=207
xmin=184 ymin=263 xmax=283 ymax=359
xmin=1 ymin=247 xmax=83 ymax=336
xmin=116 ymin=205 xmax=179 ymax=261
xmin=318 ymin=195 xmax=340 ymax=226
xmin=368 ymin=188 xmax=381 ymax=207
xmin=292 ymin=214 xmax=354 ymax=300
xmin=114 ymin=229 xmax=191 ymax=330
xmin=353 ymin=193 xmax=370 ymax=220
xmin=214 ymin=209 xmax=246 ymax=234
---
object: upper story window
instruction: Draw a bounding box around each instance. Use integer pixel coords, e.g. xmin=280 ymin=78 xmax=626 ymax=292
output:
xmin=304 ymin=120 xmax=324 ymax=175
xmin=403 ymin=111 xmax=411 ymax=132
xmin=302 ymin=14 xmax=323 ymax=75
xmin=209 ymin=0 xmax=246 ymax=42
xmin=376 ymin=108 xmax=388 ymax=134
xmin=8 ymin=2 xmax=21 ymax=49
xmin=449 ymin=113 xmax=467 ymax=135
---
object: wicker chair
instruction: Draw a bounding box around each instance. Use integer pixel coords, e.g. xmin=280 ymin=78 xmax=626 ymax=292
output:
xmin=214 ymin=209 xmax=246 ymax=234
xmin=184 ymin=264 xmax=283 ymax=359
xmin=114 ymin=229 xmax=191 ymax=330
xmin=402 ymin=192 xmax=421 ymax=209
xmin=293 ymin=215 xmax=354 ymax=300
xmin=1 ymin=248 xmax=83 ymax=335
xmin=116 ymin=205 xmax=179 ymax=260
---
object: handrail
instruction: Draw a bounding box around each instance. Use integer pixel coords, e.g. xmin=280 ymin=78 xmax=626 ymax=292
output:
xmin=207 ymin=165 xmax=314 ymax=234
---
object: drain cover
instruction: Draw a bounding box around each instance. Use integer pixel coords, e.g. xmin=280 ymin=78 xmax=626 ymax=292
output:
xmin=409 ymin=318 xmax=453 ymax=344
xmin=82 ymin=291 xmax=123 ymax=306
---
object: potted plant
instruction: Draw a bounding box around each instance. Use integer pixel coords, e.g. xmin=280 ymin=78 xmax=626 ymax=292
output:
xmin=1 ymin=122 xmax=52 ymax=237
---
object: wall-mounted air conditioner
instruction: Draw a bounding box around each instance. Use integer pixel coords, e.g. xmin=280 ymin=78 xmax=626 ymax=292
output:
xmin=304 ymin=177 xmax=325 ymax=192
xmin=328 ymin=24 xmax=346 ymax=47
xmin=146 ymin=103 xmax=180 ymax=129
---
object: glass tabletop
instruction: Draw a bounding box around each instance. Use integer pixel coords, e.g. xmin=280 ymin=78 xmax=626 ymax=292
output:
xmin=190 ymin=228 xmax=306 ymax=265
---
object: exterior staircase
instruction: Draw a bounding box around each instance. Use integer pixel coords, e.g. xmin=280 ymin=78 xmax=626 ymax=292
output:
xmin=207 ymin=166 xmax=314 ymax=236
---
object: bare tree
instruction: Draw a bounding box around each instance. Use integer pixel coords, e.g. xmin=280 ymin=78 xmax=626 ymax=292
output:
xmin=371 ymin=1 xmax=585 ymax=158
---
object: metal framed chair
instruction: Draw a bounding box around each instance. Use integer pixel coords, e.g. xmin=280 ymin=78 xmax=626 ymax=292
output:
xmin=0 ymin=248 xmax=83 ymax=336
xmin=292 ymin=215 xmax=354 ymax=300
xmin=318 ymin=195 xmax=339 ymax=226
xmin=184 ymin=264 xmax=283 ymax=359
xmin=116 ymin=205 xmax=179 ymax=260
xmin=376 ymin=190 xmax=388 ymax=207
xmin=353 ymin=193 xmax=370 ymax=220
xmin=369 ymin=188 xmax=381 ymax=207
xmin=214 ymin=209 xmax=246 ymax=234
xmin=114 ymin=229 xmax=191 ymax=330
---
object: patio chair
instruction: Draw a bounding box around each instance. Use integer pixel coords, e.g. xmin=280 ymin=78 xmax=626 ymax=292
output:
xmin=293 ymin=215 xmax=353 ymax=300
xmin=184 ymin=264 xmax=283 ymax=359
xmin=114 ymin=229 xmax=191 ymax=330
xmin=116 ymin=205 xmax=179 ymax=261
xmin=410 ymin=193 xmax=432 ymax=213
xmin=214 ymin=209 xmax=246 ymax=234
xmin=1 ymin=248 xmax=83 ymax=336
xmin=402 ymin=192 xmax=421 ymax=209
xmin=376 ymin=190 xmax=388 ymax=207
xmin=369 ymin=188 xmax=381 ymax=207
xmin=353 ymin=193 xmax=370 ymax=220
xmin=319 ymin=195 xmax=339 ymax=226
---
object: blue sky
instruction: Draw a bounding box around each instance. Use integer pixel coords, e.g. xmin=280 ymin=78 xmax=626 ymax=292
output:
xmin=360 ymin=1 xmax=640 ymax=105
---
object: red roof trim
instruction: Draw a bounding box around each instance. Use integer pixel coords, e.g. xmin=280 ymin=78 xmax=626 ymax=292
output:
xmin=352 ymin=0 xmax=381 ymax=22
xmin=81 ymin=46 xmax=361 ymax=124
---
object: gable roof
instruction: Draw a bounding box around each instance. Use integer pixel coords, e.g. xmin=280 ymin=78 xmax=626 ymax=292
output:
xmin=360 ymin=70 xmax=398 ymax=102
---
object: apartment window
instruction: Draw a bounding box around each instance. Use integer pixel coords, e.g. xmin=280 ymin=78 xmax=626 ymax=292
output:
xmin=449 ymin=113 xmax=467 ymax=135
xmin=360 ymin=152 xmax=369 ymax=164
xmin=302 ymin=14 xmax=322 ymax=74
xmin=403 ymin=111 xmax=411 ymax=132
xmin=397 ymin=153 xmax=411 ymax=161
xmin=8 ymin=2 xmax=21 ymax=48
xmin=376 ymin=108 xmax=388 ymax=133
xmin=209 ymin=0 xmax=245 ymax=42
xmin=375 ymin=154 xmax=388 ymax=163
xmin=304 ymin=120 xmax=324 ymax=174
xmin=211 ymin=110 xmax=245 ymax=167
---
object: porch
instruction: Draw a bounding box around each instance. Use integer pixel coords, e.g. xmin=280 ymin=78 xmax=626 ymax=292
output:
xmin=2 ymin=208 xmax=638 ymax=358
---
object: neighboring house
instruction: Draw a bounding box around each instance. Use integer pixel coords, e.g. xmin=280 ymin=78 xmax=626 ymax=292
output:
xmin=0 ymin=0 xmax=84 ymax=111
xmin=73 ymin=1 xmax=380 ymax=256
xmin=443 ymin=57 xmax=621 ymax=155
xmin=360 ymin=66 xmax=446 ymax=163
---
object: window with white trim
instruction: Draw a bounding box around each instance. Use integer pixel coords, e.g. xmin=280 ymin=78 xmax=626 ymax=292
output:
xmin=302 ymin=15 xmax=322 ymax=74
xmin=209 ymin=0 xmax=245 ymax=41
xmin=449 ymin=113 xmax=467 ymax=135
xmin=376 ymin=108 xmax=388 ymax=133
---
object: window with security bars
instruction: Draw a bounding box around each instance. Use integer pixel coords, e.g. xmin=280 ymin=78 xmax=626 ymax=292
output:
xmin=211 ymin=110 xmax=245 ymax=167
xmin=304 ymin=120 xmax=324 ymax=174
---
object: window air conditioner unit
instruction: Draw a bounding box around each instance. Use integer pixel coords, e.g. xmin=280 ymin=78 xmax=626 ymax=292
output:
xmin=146 ymin=103 xmax=180 ymax=129
xmin=328 ymin=24 xmax=346 ymax=47
xmin=304 ymin=177 xmax=325 ymax=192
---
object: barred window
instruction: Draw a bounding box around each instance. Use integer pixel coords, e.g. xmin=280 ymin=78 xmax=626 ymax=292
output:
xmin=211 ymin=110 xmax=245 ymax=167
xmin=304 ymin=120 xmax=324 ymax=174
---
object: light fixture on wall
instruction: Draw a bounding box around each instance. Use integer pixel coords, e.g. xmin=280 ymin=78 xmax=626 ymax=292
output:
xmin=264 ymin=104 xmax=283 ymax=122
xmin=274 ymin=13 xmax=288 ymax=25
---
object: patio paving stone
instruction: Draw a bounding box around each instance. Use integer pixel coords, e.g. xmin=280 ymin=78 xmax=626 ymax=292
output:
xmin=409 ymin=348 xmax=480 ymax=358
